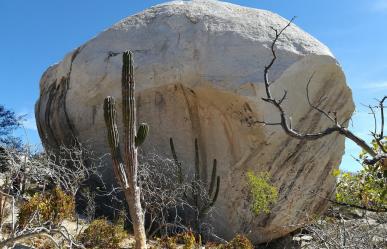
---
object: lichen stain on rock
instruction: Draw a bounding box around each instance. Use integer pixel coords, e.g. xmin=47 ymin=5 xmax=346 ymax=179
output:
xmin=36 ymin=77 xmax=78 ymax=150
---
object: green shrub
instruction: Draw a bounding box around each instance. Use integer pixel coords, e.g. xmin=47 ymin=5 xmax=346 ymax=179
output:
xmin=333 ymin=136 xmax=387 ymax=212
xmin=18 ymin=187 xmax=75 ymax=227
xmin=246 ymin=170 xmax=278 ymax=215
xmin=335 ymin=167 xmax=387 ymax=211
xmin=78 ymin=218 xmax=127 ymax=249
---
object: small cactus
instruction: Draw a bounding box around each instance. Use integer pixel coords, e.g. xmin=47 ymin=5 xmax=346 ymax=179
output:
xmin=170 ymin=137 xmax=183 ymax=184
xmin=199 ymin=158 xmax=220 ymax=217
xmin=169 ymin=137 xmax=220 ymax=229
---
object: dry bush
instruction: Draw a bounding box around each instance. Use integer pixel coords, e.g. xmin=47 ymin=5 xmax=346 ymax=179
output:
xmin=221 ymin=234 xmax=254 ymax=249
xmin=78 ymin=218 xmax=127 ymax=249
xmin=153 ymin=231 xmax=198 ymax=249
xmin=0 ymin=144 xmax=102 ymax=248
xmin=157 ymin=235 xmax=178 ymax=249
xmin=203 ymin=234 xmax=254 ymax=249
xmin=260 ymin=207 xmax=387 ymax=249
xmin=79 ymin=186 xmax=97 ymax=222
xmin=17 ymin=187 xmax=75 ymax=228
xmin=27 ymin=144 xmax=104 ymax=196
xmin=176 ymin=231 xmax=197 ymax=249
xmin=0 ymin=143 xmax=103 ymax=198
xmin=300 ymin=211 xmax=387 ymax=249
xmin=138 ymin=153 xmax=193 ymax=237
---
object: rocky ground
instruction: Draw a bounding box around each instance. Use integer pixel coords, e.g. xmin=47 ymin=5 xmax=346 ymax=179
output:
xmin=8 ymin=206 xmax=386 ymax=248
xmin=257 ymin=207 xmax=387 ymax=249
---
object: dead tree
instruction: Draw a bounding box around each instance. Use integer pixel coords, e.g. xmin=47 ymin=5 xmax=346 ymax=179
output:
xmin=254 ymin=18 xmax=386 ymax=214
xmin=256 ymin=17 xmax=386 ymax=172
xmin=103 ymin=51 xmax=148 ymax=249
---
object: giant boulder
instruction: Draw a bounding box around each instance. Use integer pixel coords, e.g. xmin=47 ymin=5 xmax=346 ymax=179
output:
xmin=35 ymin=0 xmax=354 ymax=243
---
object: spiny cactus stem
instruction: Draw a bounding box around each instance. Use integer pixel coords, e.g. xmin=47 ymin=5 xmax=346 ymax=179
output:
xmin=208 ymin=159 xmax=217 ymax=196
xmin=211 ymin=176 xmax=220 ymax=204
xmin=169 ymin=137 xmax=221 ymax=227
xmin=194 ymin=139 xmax=200 ymax=208
xmin=170 ymin=138 xmax=183 ymax=184
xmin=104 ymin=50 xmax=147 ymax=249
xmin=199 ymin=176 xmax=220 ymax=218
xmin=194 ymin=138 xmax=200 ymax=182
xmin=122 ymin=51 xmax=137 ymax=179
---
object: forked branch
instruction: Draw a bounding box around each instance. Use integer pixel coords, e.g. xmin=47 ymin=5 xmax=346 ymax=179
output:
xmin=258 ymin=17 xmax=386 ymax=166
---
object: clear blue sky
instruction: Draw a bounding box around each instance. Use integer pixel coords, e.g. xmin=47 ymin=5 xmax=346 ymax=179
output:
xmin=1 ymin=0 xmax=386 ymax=171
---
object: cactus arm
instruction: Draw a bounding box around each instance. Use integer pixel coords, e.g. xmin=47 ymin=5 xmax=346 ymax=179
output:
xmin=211 ymin=176 xmax=220 ymax=205
xmin=208 ymin=159 xmax=217 ymax=197
xmin=169 ymin=138 xmax=184 ymax=184
xmin=193 ymin=139 xmax=200 ymax=208
xmin=169 ymin=138 xmax=178 ymax=163
xmin=194 ymin=138 xmax=200 ymax=182
xmin=199 ymin=176 xmax=220 ymax=218
xmin=103 ymin=97 xmax=129 ymax=188
xmin=169 ymin=137 xmax=221 ymax=226
xmin=135 ymin=123 xmax=149 ymax=147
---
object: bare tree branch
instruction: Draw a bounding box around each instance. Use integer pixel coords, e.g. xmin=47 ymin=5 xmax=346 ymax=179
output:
xmin=0 ymin=226 xmax=86 ymax=249
xmin=258 ymin=17 xmax=386 ymax=166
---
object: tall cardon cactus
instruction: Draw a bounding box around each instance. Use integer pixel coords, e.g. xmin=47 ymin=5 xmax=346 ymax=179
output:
xmin=103 ymin=51 xmax=148 ymax=249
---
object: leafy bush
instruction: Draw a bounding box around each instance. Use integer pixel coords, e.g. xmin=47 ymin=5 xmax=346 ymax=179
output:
xmin=333 ymin=137 xmax=386 ymax=212
xmin=17 ymin=187 xmax=75 ymax=227
xmin=0 ymin=104 xmax=23 ymax=149
xmin=78 ymin=218 xmax=127 ymax=249
xmin=335 ymin=166 xmax=387 ymax=211
xmin=246 ymin=170 xmax=278 ymax=215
